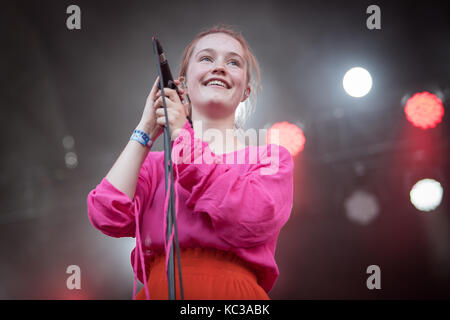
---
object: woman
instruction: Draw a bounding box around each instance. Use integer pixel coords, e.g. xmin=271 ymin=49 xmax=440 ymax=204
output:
xmin=87 ymin=25 xmax=294 ymax=300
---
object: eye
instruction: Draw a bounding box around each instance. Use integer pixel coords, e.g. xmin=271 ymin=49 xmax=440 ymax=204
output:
xmin=200 ymin=56 xmax=212 ymax=62
xmin=229 ymin=60 xmax=240 ymax=66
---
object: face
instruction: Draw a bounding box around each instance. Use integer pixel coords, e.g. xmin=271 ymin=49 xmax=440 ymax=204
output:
xmin=185 ymin=33 xmax=250 ymax=119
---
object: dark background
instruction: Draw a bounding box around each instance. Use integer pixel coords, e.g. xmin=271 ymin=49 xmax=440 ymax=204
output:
xmin=1 ymin=0 xmax=449 ymax=299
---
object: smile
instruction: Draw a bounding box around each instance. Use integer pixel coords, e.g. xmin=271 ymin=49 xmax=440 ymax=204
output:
xmin=207 ymin=84 xmax=228 ymax=89
xmin=203 ymin=79 xmax=231 ymax=89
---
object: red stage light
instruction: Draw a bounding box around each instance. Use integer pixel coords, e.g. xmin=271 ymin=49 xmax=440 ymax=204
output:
xmin=266 ymin=121 xmax=305 ymax=157
xmin=404 ymin=92 xmax=444 ymax=129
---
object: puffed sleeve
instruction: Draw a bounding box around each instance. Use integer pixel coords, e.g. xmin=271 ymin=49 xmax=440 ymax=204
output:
xmin=172 ymin=120 xmax=294 ymax=248
xmin=86 ymin=153 xmax=155 ymax=238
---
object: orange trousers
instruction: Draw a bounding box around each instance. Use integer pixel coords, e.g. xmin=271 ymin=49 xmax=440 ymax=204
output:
xmin=136 ymin=247 xmax=270 ymax=300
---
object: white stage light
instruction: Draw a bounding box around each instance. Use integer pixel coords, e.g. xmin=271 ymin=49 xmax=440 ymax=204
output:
xmin=410 ymin=178 xmax=443 ymax=212
xmin=343 ymin=67 xmax=372 ymax=97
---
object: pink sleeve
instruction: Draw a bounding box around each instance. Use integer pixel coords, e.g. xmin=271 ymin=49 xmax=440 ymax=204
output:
xmin=86 ymin=153 xmax=154 ymax=238
xmin=172 ymin=121 xmax=294 ymax=248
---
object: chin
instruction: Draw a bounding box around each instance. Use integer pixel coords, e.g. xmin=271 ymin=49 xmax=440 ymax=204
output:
xmin=198 ymin=100 xmax=234 ymax=117
xmin=207 ymin=97 xmax=227 ymax=106
xmin=199 ymin=94 xmax=226 ymax=106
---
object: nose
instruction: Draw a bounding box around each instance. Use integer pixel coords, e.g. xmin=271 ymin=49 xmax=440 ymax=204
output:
xmin=212 ymin=60 xmax=226 ymax=75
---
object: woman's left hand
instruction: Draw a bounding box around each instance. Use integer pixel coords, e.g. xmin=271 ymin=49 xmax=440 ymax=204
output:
xmin=153 ymin=79 xmax=190 ymax=141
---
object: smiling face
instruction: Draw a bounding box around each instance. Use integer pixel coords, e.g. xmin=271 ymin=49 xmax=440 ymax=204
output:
xmin=185 ymin=33 xmax=250 ymax=119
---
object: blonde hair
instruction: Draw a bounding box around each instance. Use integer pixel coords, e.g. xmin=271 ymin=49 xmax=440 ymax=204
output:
xmin=178 ymin=24 xmax=262 ymax=130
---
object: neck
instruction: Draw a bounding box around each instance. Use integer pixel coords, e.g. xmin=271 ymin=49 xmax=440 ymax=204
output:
xmin=191 ymin=109 xmax=245 ymax=155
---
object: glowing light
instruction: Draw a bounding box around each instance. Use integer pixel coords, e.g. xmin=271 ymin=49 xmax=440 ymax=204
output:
xmin=343 ymin=67 xmax=372 ymax=97
xmin=266 ymin=121 xmax=305 ymax=157
xmin=62 ymin=135 xmax=75 ymax=149
xmin=65 ymin=152 xmax=78 ymax=169
xmin=410 ymin=178 xmax=443 ymax=212
xmin=404 ymin=92 xmax=444 ymax=129
xmin=344 ymin=190 xmax=379 ymax=225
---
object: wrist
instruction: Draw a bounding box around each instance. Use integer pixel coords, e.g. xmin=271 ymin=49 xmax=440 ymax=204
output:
xmin=137 ymin=122 xmax=160 ymax=143
xmin=130 ymin=128 xmax=153 ymax=149
xmin=136 ymin=121 xmax=152 ymax=133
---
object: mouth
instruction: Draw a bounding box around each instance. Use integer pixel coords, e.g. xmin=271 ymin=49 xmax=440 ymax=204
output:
xmin=203 ymin=78 xmax=231 ymax=89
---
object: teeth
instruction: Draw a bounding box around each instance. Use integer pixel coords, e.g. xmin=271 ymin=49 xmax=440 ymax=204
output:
xmin=206 ymin=80 xmax=227 ymax=88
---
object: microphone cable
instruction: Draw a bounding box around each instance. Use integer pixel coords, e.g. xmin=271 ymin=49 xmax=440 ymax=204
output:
xmin=152 ymin=36 xmax=184 ymax=300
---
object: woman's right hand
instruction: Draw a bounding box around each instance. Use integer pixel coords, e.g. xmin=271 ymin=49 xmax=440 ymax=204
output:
xmin=138 ymin=76 xmax=188 ymax=143
xmin=138 ymin=76 xmax=165 ymax=142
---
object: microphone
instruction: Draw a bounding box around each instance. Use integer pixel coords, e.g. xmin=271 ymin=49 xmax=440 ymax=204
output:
xmin=153 ymin=36 xmax=178 ymax=90
xmin=152 ymin=36 xmax=192 ymax=126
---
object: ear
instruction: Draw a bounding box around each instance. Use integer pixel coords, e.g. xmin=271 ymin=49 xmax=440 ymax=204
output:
xmin=178 ymin=76 xmax=190 ymax=100
xmin=241 ymin=86 xmax=251 ymax=102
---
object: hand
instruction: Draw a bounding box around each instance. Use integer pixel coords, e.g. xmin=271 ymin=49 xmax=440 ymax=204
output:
xmin=138 ymin=77 xmax=188 ymax=142
xmin=153 ymin=79 xmax=190 ymax=141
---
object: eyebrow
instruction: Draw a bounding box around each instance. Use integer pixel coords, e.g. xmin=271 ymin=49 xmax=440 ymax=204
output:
xmin=195 ymin=48 xmax=244 ymax=62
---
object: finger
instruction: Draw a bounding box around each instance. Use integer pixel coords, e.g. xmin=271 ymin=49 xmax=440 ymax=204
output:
xmin=157 ymin=115 xmax=164 ymax=122
xmin=148 ymin=76 xmax=160 ymax=100
xmin=156 ymin=114 xmax=174 ymax=126
xmin=156 ymin=90 xmax=180 ymax=105
xmin=171 ymin=89 xmax=183 ymax=104
xmin=156 ymin=116 xmax=166 ymax=126
xmin=154 ymin=96 xmax=173 ymax=109
xmin=155 ymin=88 xmax=182 ymax=98
xmin=157 ymin=108 xmax=177 ymax=121
xmin=161 ymin=88 xmax=178 ymax=99
xmin=183 ymin=102 xmax=189 ymax=116
xmin=155 ymin=107 xmax=170 ymax=116
xmin=153 ymin=96 xmax=162 ymax=109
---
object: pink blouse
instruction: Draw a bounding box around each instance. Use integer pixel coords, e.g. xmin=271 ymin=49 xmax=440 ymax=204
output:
xmin=87 ymin=120 xmax=294 ymax=299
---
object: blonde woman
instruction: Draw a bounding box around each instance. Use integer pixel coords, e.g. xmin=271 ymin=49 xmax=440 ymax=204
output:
xmin=87 ymin=25 xmax=294 ymax=300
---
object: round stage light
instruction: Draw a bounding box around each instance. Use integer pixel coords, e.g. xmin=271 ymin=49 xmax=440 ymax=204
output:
xmin=343 ymin=67 xmax=373 ymax=98
xmin=344 ymin=190 xmax=379 ymax=225
xmin=410 ymin=178 xmax=443 ymax=212
xmin=266 ymin=121 xmax=305 ymax=157
xmin=65 ymin=152 xmax=78 ymax=169
xmin=404 ymin=92 xmax=444 ymax=129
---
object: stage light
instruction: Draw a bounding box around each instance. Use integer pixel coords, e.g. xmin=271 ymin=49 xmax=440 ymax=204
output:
xmin=410 ymin=178 xmax=443 ymax=212
xmin=65 ymin=152 xmax=78 ymax=169
xmin=343 ymin=67 xmax=372 ymax=97
xmin=266 ymin=121 xmax=305 ymax=157
xmin=404 ymin=92 xmax=444 ymax=129
xmin=62 ymin=135 xmax=75 ymax=150
xmin=344 ymin=190 xmax=379 ymax=225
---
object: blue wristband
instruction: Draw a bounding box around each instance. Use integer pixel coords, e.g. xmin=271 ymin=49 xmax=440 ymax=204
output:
xmin=130 ymin=129 xmax=153 ymax=148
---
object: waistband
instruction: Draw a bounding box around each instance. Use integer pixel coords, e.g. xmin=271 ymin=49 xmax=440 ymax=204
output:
xmin=149 ymin=247 xmax=258 ymax=283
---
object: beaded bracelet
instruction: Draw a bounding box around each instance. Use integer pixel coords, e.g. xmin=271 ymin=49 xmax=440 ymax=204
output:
xmin=130 ymin=129 xmax=153 ymax=148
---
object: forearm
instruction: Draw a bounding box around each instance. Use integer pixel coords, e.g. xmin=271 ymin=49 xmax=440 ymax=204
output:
xmin=105 ymin=122 xmax=156 ymax=200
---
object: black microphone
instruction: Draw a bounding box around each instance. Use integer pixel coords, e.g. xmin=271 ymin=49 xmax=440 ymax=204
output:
xmin=152 ymin=36 xmax=192 ymax=126
xmin=153 ymin=36 xmax=178 ymax=90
